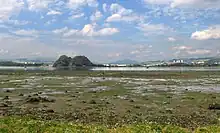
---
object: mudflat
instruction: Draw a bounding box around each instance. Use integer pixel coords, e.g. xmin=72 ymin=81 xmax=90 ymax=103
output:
xmin=1 ymin=70 xmax=220 ymax=132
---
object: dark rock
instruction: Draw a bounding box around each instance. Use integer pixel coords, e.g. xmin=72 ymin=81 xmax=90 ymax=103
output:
xmin=166 ymin=108 xmax=173 ymax=114
xmin=26 ymin=96 xmax=55 ymax=103
xmin=0 ymin=103 xmax=9 ymax=107
xmin=3 ymin=96 xmax=9 ymax=100
xmin=208 ymin=103 xmax=220 ymax=110
xmin=5 ymin=90 xmax=12 ymax=93
xmin=134 ymin=105 xmax=141 ymax=109
xmin=53 ymin=55 xmax=72 ymax=68
xmin=53 ymin=55 xmax=94 ymax=68
xmin=129 ymin=99 xmax=135 ymax=103
xmin=163 ymin=101 xmax=170 ymax=105
xmin=166 ymin=95 xmax=172 ymax=99
xmin=89 ymin=100 xmax=97 ymax=104
xmin=144 ymin=97 xmax=149 ymax=100
xmin=212 ymin=96 xmax=217 ymax=99
xmin=19 ymin=93 xmax=24 ymax=96
xmin=89 ymin=90 xmax=97 ymax=93
xmin=70 ymin=56 xmax=93 ymax=67
xmin=46 ymin=109 xmax=54 ymax=113
xmin=106 ymin=101 xmax=110 ymax=104
xmin=66 ymin=99 xmax=72 ymax=102
xmin=33 ymin=93 xmax=38 ymax=96
xmin=26 ymin=97 xmax=40 ymax=103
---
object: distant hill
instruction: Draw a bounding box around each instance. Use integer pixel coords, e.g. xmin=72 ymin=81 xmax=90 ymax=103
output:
xmin=110 ymin=59 xmax=139 ymax=64
xmin=0 ymin=61 xmax=43 ymax=67
xmin=53 ymin=55 xmax=94 ymax=68
xmin=13 ymin=58 xmax=55 ymax=64
xmin=142 ymin=60 xmax=165 ymax=66
xmin=207 ymin=57 xmax=220 ymax=65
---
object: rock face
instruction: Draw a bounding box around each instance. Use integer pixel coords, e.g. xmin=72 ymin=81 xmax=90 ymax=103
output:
xmin=53 ymin=55 xmax=94 ymax=68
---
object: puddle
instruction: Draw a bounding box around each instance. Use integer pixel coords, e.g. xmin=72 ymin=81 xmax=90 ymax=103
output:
xmin=81 ymin=78 xmax=92 ymax=84
xmin=184 ymin=86 xmax=220 ymax=93
xmin=117 ymin=95 xmax=129 ymax=100
xmin=42 ymin=91 xmax=66 ymax=95
xmin=89 ymin=86 xmax=111 ymax=92
xmin=9 ymin=80 xmax=24 ymax=83
xmin=1 ymin=88 xmax=16 ymax=91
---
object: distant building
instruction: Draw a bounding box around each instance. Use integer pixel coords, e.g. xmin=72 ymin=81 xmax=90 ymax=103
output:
xmin=173 ymin=59 xmax=184 ymax=63
xmin=192 ymin=60 xmax=205 ymax=65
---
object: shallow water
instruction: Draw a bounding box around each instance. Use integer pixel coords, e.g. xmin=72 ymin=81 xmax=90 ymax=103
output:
xmin=0 ymin=66 xmax=55 ymax=70
xmin=1 ymin=66 xmax=220 ymax=71
xmin=91 ymin=67 xmax=220 ymax=71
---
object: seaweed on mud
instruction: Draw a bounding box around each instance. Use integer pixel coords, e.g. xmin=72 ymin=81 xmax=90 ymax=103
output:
xmin=25 ymin=96 xmax=55 ymax=103
xmin=208 ymin=103 xmax=220 ymax=110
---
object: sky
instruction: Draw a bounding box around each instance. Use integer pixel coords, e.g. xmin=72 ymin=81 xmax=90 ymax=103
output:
xmin=0 ymin=0 xmax=220 ymax=63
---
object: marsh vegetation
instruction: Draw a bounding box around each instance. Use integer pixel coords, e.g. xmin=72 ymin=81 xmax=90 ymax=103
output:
xmin=1 ymin=70 xmax=220 ymax=132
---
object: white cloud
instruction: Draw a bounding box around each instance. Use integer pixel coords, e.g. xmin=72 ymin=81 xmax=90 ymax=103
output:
xmin=130 ymin=50 xmax=140 ymax=55
xmin=191 ymin=25 xmax=220 ymax=40
xmin=81 ymin=24 xmax=94 ymax=36
xmin=0 ymin=49 xmax=9 ymax=55
xmin=47 ymin=10 xmax=62 ymax=15
xmin=12 ymin=29 xmax=39 ymax=37
xmin=81 ymin=24 xmax=119 ymax=36
xmin=7 ymin=20 xmax=30 ymax=25
xmin=172 ymin=45 xmax=192 ymax=50
xmin=106 ymin=13 xmax=141 ymax=22
xmin=106 ymin=14 xmax=121 ymax=22
xmin=0 ymin=24 xmax=8 ymax=28
xmin=68 ymin=0 xmax=98 ymax=9
xmin=107 ymin=53 xmax=121 ymax=58
xmin=170 ymin=0 xmax=220 ymax=8
xmin=168 ymin=37 xmax=176 ymax=42
xmin=187 ymin=49 xmax=211 ymax=55
xmin=106 ymin=3 xmax=142 ymax=23
xmin=69 ymin=13 xmax=85 ymax=19
xmin=27 ymin=0 xmax=53 ymax=11
xmin=53 ymin=27 xmax=69 ymax=34
xmin=143 ymin=0 xmax=220 ymax=9
xmin=0 ymin=0 xmax=24 ymax=20
xmin=90 ymin=11 xmax=103 ymax=22
xmin=129 ymin=44 xmax=152 ymax=56
xmin=144 ymin=0 xmax=172 ymax=5
xmin=103 ymin=3 xmax=107 ymax=12
xmin=172 ymin=45 xmax=211 ymax=56
xmin=86 ymin=0 xmax=98 ymax=7
xmin=0 ymin=35 xmax=61 ymax=59
xmin=110 ymin=3 xmax=133 ymax=15
xmin=45 ymin=19 xmax=56 ymax=25
xmin=63 ymin=29 xmax=79 ymax=37
xmin=139 ymin=23 xmax=168 ymax=31
xmin=138 ymin=23 xmax=170 ymax=35
xmin=53 ymin=24 xmax=119 ymax=37
xmin=97 ymin=28 xmax=119 ymax=36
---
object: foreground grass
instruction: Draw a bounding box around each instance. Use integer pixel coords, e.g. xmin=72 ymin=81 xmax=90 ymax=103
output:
xmin=1 ymin=117 xmax=220 ymax=133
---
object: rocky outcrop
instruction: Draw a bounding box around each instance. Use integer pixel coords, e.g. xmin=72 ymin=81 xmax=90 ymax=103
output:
xmin=53 ymin=55 xmax=94 ymax=68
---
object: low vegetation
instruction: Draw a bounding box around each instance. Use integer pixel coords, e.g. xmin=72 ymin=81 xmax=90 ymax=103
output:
xmin=1 ymin=117 xmax=220 ymax=133
xmin=1 ymin=70 xmax=220 ymax=132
